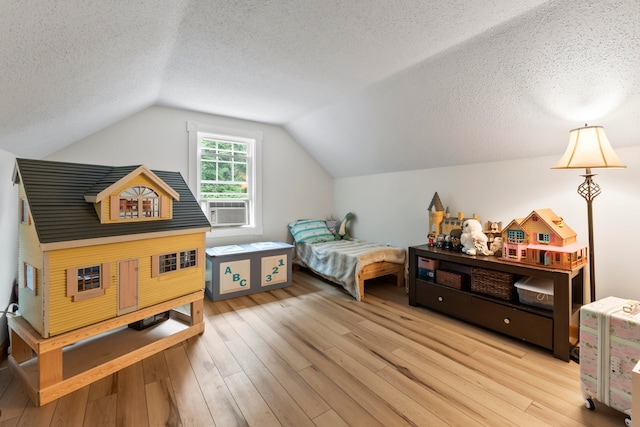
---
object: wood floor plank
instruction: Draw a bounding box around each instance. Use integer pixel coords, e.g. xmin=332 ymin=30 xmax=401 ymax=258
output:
xmin=163 ymin=344 xmax=215 ymax=426
xmin=223 ymin=371 xmax=281 ymax=427
xmin=13 ymin=400 xmax=56 ymax=427
xmin=87 ymin=375 xmax=116 ymax=402
xmin=145 ymin=378 xmax=182 ymax=427
xmin=232 ymin=298 xmax=313 ymax=372
xmin=0 ymin=377 xmax=30 ymax=422
xmin=311 ymin=409 xmax=350 ymax=427
xmin=116 ymin=362 xmax=149 ymax=427
xmin=274 ymin=291 xmax=353 ymax=336
xmin=142 ymin=352 xmax=170 ymax=385
xmin=229 ymin=311 xmax=330 ymax=418
xmin=223 ymin=335 xmax=315 ymax=427
xmin=375 ymin=365 xmax=504 ymax=427
xmin=323 ymin=346 xmax=450 ymax=426
xmin=247 ymin=298 xmax=409 ymax=425
xmin=49 ymin=385 xmax=89 ymax=426
xmin=353 ymin=319 xmax=534 ymax=412
xmin=392 ymin=346 xmax=543 ymax=426
xmin=182 ymin=336 xmax=247 ymax=427
xmin=83 ymin=393 xmax=116 ymax=427
xmin=278 ymin=302 xmax=390 ymax=373
xmin=297 ymin=365 xmax=384 ymax=427
xmin=0 ymin=368 xmax=16 ymax=399
xmin=199 ymin=311 xmax=244 ymax=378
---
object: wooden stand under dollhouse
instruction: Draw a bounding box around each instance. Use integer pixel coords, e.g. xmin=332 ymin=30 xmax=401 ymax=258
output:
xmin=7 ymin=290 xmax=204 ymax=407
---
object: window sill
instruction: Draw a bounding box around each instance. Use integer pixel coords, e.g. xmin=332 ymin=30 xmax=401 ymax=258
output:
xmin=207 ymin=225 xmax=263 ymax=238
xmin=72 ymin=288 xmax=106 ymax=302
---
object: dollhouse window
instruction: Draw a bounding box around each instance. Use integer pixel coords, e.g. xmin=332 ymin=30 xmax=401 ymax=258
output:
xmin=78 ymin=266 xmax=101 ymax=291
xmin=537 ymin=233 xmax=550 ymax=243
xmin=180 ymin=250 xmax=197 ymax=269
xmin=24 ymin=263 xmax=36 ymax=294
xmin=19 ymin=199 xmax=30 ymax=224
xmin=66 ymin=263 xmax=110 ymax=302
xmin=152 ymin=249 xmax=200 ymax=277
xmin=159 ymin=253 xmax=178 ymax=273
xmin=119 ymin=186 xmax=159 ymax=219
xmin=507 ymin=230 xmax=524 ymax=243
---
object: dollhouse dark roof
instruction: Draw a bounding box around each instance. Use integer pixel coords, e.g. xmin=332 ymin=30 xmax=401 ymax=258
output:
xmin=84 ymin=165 xmax=141 ymax=197
xmin=14 ymin=158 xmax=211 ymax=245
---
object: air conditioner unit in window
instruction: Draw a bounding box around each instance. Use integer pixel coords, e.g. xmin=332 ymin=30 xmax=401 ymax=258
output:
xmin=209 ymin=200 xmax=248 ymax=227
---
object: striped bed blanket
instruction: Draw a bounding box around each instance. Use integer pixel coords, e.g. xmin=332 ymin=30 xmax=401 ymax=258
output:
xmin=295 ymin=239 xmax=406 ymax=301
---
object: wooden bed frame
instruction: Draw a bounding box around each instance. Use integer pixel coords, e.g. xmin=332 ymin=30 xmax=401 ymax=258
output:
xmin=356 ymin=261 xmax=405 ymax=300
xmin=294 ymin=260 xmax=405 ymax=301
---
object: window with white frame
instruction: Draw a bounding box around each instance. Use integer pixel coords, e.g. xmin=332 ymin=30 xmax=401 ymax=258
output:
xmin=187 ymin=122 xmax=263 ymax=237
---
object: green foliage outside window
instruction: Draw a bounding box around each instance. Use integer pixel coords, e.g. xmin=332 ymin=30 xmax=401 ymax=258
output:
xmin=201 ymin=138 xmax=248 ymax=199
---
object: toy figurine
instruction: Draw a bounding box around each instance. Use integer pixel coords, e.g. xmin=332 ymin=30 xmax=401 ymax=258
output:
xmin=450 ymin=228 xmax=462 ymax=251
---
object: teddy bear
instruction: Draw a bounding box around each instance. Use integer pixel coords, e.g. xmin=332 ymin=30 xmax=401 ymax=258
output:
xmin=460 ymin=218 xmax=494 ymax=256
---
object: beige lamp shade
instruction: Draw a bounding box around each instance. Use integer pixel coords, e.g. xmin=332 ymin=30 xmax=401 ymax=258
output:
xmin=552 ymin=125 xmax=626 ymax=169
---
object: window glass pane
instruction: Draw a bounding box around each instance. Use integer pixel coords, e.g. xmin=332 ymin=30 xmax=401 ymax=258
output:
xmin=78 ymin=266 xmax=101 ymax=292
xmin=200 ymin=139 xmax=247 ymax=182
xmin=180 ymin=250 xmax=197 ymax=269
xmin=218 ymin=162 xmax=232 ymax=181
xmin=210 ymin=184 xmax=247 ymax=196
xmin=160 ymin=254 xmax=177 ymax=273
xmin=119 ymin=186 xmax=158 ymax=219
xmin=234 ymin=162 xmax=246 ymax=182
xmin=201 ymin=161 xmax=217 ymax=181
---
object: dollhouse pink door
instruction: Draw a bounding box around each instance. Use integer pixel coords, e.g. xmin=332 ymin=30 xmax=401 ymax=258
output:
xmin=118 ymin=259 xmax=139 ymax=315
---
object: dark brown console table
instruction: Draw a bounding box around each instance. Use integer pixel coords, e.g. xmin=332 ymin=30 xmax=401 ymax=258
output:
xmin=408 ymin=245 xmax=585 ymax=361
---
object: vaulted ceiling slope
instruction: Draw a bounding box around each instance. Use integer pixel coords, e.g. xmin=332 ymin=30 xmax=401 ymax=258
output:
xmin=2 ymin=1 xmax=638 ymax=178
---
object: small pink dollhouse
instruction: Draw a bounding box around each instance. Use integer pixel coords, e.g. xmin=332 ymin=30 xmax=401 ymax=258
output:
xmin=501 ymin=209 xmax=588 ymax=270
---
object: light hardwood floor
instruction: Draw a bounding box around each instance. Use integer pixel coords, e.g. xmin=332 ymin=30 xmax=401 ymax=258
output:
xmin=0 ymin=269 xmax=629 ymax=426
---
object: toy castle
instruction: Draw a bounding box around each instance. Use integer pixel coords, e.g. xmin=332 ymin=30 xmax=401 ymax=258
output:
xmin=428 ymin=192 xmax=479 ymax=236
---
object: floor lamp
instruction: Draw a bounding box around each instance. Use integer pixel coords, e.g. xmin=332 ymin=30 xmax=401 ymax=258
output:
xmin=552 ymin=125 xmax=626 ymax=302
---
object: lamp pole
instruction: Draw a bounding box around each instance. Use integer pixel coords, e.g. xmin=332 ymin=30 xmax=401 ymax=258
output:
xmin=577 ymin=168 xmax=601 ymax=302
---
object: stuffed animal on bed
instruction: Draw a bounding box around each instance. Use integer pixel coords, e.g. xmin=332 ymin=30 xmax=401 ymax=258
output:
xmin=460 ymin=218 xmax=494 ymax=256
xmin=337 ymin=212 xmax=355 ymax=240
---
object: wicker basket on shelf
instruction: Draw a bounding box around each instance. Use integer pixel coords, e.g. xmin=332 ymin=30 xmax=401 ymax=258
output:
xmin=470 ymin=267 xmax=516 ymax=301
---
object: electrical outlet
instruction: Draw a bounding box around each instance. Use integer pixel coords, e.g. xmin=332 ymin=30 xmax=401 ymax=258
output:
xmin=611 ymin=356 xmax=622 ymax=374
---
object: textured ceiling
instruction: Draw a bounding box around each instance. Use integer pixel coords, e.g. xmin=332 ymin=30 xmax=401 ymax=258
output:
xmin=1 ymin=0 xmax=638 ymax=177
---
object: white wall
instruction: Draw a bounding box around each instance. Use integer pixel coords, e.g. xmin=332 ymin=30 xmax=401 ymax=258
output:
xmin=0 ymin=149 xmax=18 ymax=346
xmin=334 ymin=145 xmax=640 ymax=301
xmin=47 ymin=105 xmax=334 ymax=246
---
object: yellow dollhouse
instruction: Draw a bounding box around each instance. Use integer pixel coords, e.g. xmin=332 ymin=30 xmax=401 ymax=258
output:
xmin=501 ymin=208 xmax=588 ymax=270
xmin=13 ymin=158 xmax=211 ymax=338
